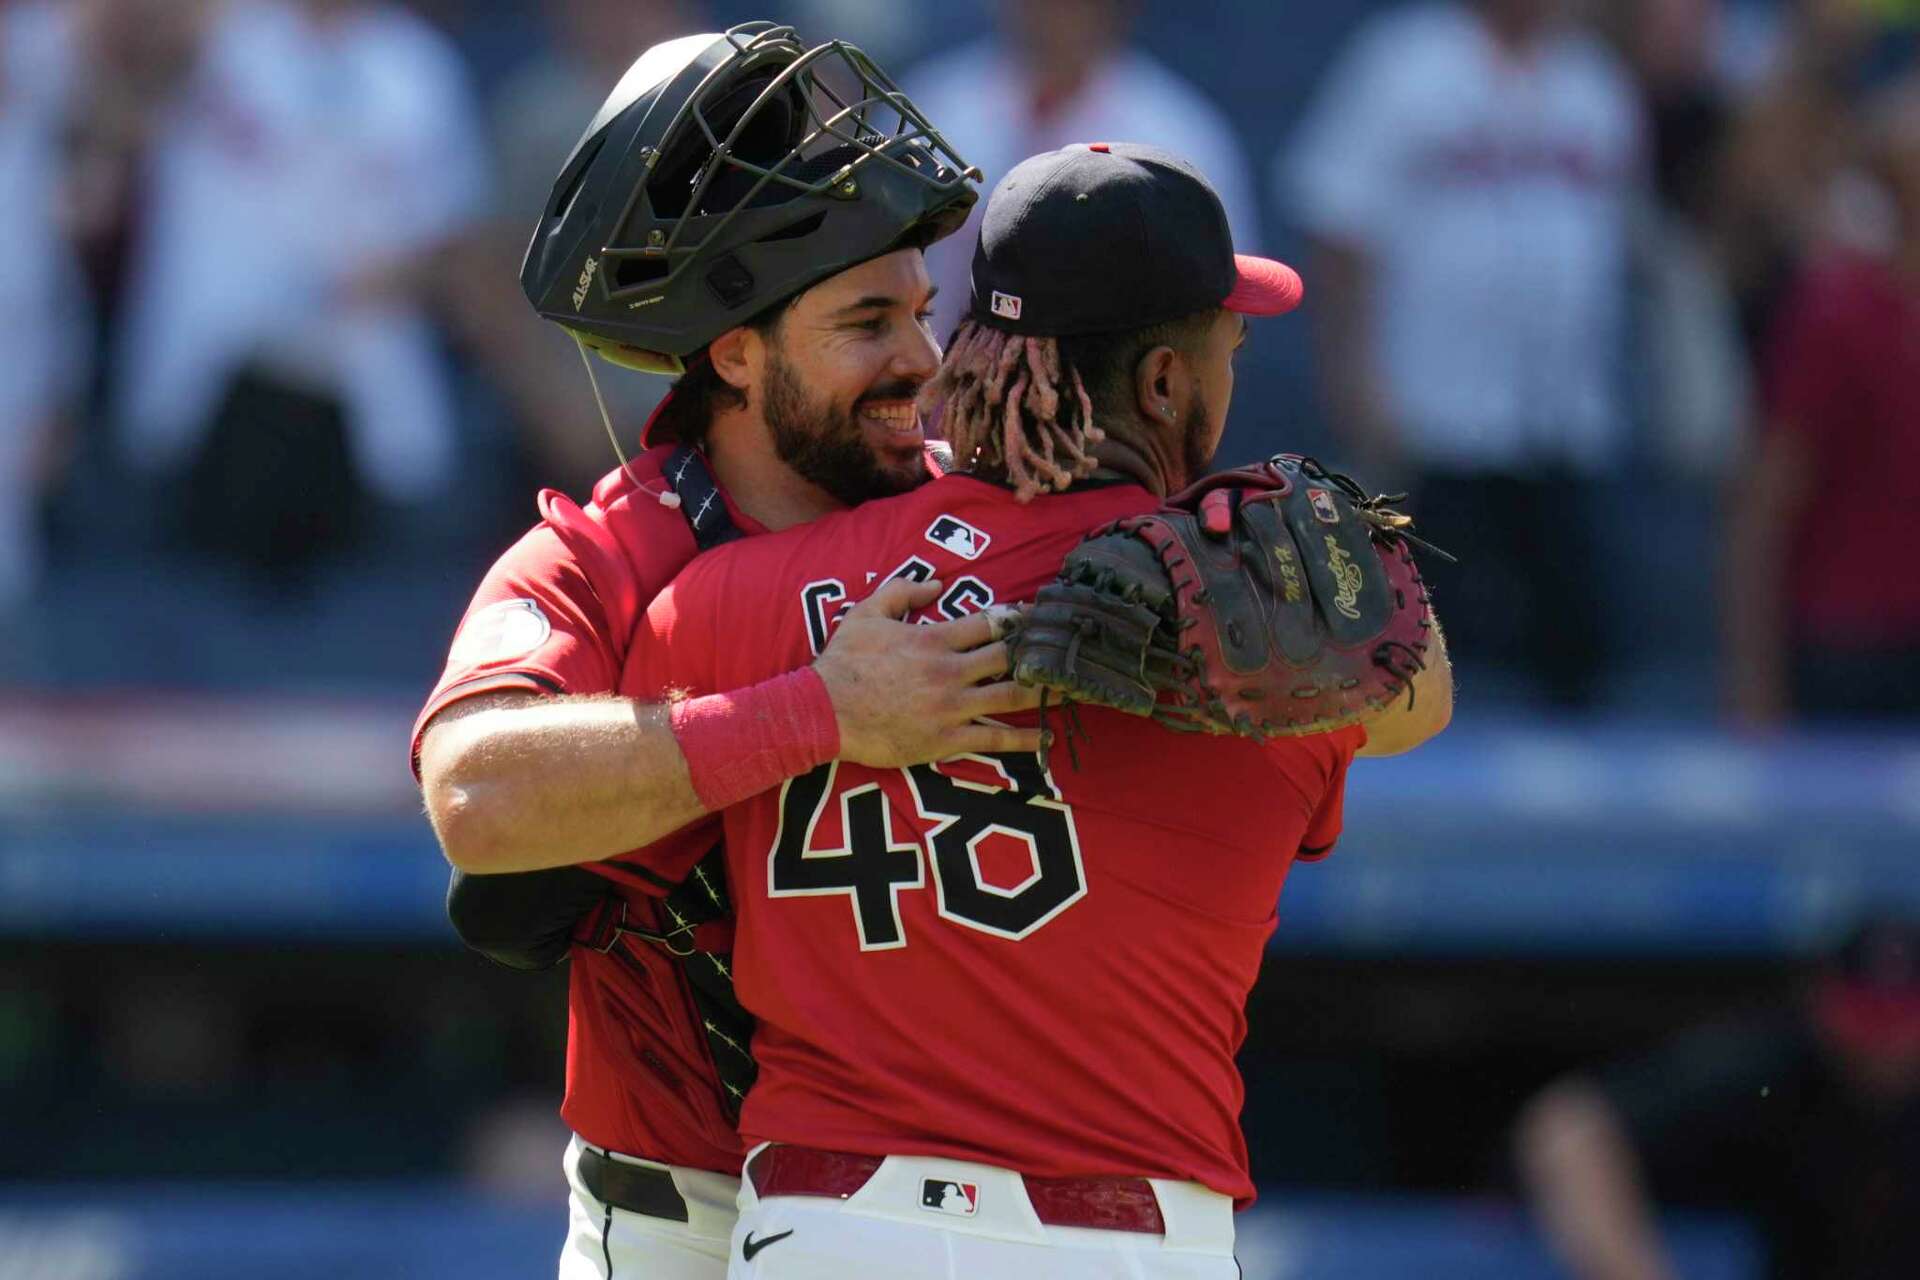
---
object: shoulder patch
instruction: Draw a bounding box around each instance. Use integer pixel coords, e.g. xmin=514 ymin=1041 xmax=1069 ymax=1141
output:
xmin=450 ymin=599 xmax=552 ymax=665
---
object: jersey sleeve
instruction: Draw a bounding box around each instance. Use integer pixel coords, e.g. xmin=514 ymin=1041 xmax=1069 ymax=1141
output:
xmin=631 ymin=557 xmax=727 ymax=708
xmin=410 ymin=514 xmax=625 ymax=777
xmin=1293 ymin=724 xmax=1366 ymax=861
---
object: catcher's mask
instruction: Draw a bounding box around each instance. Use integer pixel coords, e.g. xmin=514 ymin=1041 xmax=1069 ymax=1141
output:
xmin=521 ymin=22 xmax=979 ymax=377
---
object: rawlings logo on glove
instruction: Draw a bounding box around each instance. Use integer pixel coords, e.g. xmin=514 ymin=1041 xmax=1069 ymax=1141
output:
xmin=1010 ymin=455 xmax=1445 ymax=740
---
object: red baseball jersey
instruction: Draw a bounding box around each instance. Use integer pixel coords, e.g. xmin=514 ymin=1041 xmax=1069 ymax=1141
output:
xmin=628 ymin=473 xmax=1362 ymax=1205
xmin=413 ymin=444 xmax=763 ymax=1175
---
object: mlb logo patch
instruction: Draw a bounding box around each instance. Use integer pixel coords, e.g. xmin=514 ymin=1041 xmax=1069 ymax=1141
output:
xmin=920 ymin=1178 xmax=979 ymax=1217
xmin=1307 ymin=487 xmax=1341 ymax=524
xmin=926 ymin=516 xmax=990 ymax=560
xmin=990 ymin=290 xmax=1022 ymax=321
xmin=449 ymin=598 xmax=551 ymax=664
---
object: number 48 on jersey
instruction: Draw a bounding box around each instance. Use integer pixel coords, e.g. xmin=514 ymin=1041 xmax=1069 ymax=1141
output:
xmin=767 ymin=751 xmax=1086 ymax=950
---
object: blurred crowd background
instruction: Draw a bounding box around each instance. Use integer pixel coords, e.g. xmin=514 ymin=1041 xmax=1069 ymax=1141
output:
xmin=0 ymin=1 xmax=1915 ymax=1278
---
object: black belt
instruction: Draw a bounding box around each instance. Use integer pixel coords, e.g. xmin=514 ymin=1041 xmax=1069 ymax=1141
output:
xmin=579 ymin=1146 xmax=691 ymax=1222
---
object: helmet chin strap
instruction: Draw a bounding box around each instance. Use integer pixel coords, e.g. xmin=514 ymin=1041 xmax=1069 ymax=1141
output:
xmin=574 ymin=331 xmax=646 ymax=492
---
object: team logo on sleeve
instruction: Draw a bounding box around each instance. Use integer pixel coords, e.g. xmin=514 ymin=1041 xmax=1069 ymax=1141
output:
xmin=1306 ymin=487 xmax=1340 ymax=524
xmin=919 ymin=1179 xmax=979 ymax=1217
xmin=449 ymin=599 xmax=551 ymax=664
xmin=925 ymin=516 xmax=990 ymax=560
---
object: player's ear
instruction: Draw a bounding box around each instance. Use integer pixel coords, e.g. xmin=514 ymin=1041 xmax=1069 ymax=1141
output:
xmin=707 ymin=324 xmax=759 ymax=397
xmin=1133 ymin=343 xmax=1187 ymax=426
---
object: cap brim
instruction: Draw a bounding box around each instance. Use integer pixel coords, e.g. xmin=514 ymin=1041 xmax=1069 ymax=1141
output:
xmin=1223 ymin=254 xmax=1304 ymax=316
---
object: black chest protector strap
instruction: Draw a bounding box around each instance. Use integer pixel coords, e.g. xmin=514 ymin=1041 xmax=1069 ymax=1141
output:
xmin=454 ymin=448 xmax=752 ymax=1021
xmin=664 ymin=444 xmax=746 ymax=551
xmin=581 ymin=443 xmax=757 ymax=1115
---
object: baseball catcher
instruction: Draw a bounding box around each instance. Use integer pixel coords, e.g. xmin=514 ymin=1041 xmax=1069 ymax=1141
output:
xmin=1011 ymin=454 xmax=1446 ymax=740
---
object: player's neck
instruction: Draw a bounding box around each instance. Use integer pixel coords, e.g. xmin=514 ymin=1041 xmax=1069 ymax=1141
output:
xmin=960 ymin=415 xmax=1186 ymax=499
xmin=704 ymin=412 xmax=844 ymax=532
xmin=1088 ymin=420 xmax=1186 ymax=499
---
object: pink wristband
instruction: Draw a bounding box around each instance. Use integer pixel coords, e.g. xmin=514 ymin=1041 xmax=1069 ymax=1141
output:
xmin=669 ymin=667 xmax=841 ymax=811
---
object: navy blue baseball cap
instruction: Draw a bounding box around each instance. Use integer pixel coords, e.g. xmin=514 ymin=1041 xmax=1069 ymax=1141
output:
xmin=968 ymin=141 xmax=1303 ymax=337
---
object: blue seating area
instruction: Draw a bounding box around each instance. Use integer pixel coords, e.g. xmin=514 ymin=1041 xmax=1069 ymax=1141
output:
xmin=4 ymin=709 xmax=1912 ymax=954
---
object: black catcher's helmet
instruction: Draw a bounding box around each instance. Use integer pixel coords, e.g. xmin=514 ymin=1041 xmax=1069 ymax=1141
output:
xmin=522 ymin=22 xmax=980 ymax=374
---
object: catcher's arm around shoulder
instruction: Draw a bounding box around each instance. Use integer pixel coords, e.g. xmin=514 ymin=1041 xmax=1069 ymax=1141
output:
xmin=1356 ymin=620 xmax=1451 ymax=757
xmin=420 ymin=688 xmax=705 ymax=875
xmin=419 ymin=578 xmax=1042 ymax=875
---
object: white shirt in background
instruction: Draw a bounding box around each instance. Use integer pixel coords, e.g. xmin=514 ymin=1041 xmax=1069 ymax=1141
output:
xmin=0 ymin=1 xmax=86 ymax=603
xmin=112 ymin=0 xmax=487 ymax=503
xmin=1284 ymin=2 xmax=1642 ymax=473
xmin=905 ymin=39 xmax=1261 ymax=332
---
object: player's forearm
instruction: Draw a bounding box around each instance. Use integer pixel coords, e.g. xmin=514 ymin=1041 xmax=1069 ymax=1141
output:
xmin=1515 ymin=1083 xmax=1681 ymax=1280
xmin=422 ymin=585 xmax=1043 ymax=874
xmin=424 ymin=695 xmax=711 ymax=874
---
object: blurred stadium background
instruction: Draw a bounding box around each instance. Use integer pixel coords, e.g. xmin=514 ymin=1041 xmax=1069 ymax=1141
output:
xmin=1 ymin=0 xmax=1916 ymax=1277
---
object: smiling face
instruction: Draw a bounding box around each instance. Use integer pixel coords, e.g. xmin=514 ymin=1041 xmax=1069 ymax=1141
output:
xmin=742 ymin=249 xmax=943 ymax=505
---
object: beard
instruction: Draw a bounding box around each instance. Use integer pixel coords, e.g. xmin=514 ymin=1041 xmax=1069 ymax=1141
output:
xmin=1180 ymin=387 xmax=1219 ymax=485
xmin=762 ymin=347 xmax=928 ymax=507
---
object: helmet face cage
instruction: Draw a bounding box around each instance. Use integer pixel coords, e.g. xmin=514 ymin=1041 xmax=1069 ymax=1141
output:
xmin=592 ymin=22 xmax=979 ymax=313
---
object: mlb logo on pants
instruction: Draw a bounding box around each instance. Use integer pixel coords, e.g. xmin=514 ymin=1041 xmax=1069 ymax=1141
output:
xmin=919 ymin=1178 xmax=979 ymax=1217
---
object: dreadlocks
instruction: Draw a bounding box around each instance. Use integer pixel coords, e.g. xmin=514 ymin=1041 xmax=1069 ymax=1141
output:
xmin=920 ymin=321 xmax=1103 ymax=501
xmin=921 ymin=308 xmax=1222 ymax=501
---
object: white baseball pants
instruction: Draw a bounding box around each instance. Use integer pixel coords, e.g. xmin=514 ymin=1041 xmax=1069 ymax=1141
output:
xmin=726 ymin=1148 xmax=1239 ymax=1279
xmin=560 ymin=1135 xmax=739 ymax=1280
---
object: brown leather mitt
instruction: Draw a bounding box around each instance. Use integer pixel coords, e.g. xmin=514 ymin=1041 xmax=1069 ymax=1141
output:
xmin=1011 ymin=455 xmax=1441 ymax=738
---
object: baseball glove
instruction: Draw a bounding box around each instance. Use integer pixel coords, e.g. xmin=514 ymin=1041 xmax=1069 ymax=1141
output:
xmin=1011 ymin=455 xmax=1442 ymax=739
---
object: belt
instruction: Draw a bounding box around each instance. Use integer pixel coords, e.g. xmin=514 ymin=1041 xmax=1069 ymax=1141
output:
xmin=746 ymin=1145 xmax=1166 ymax=1235
xmin=578 ymin=1146 xmax=691 ymax=1222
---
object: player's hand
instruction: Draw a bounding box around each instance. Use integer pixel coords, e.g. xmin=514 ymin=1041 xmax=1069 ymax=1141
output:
xmin=814 ymin=577 xmax=1044 ymax=767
